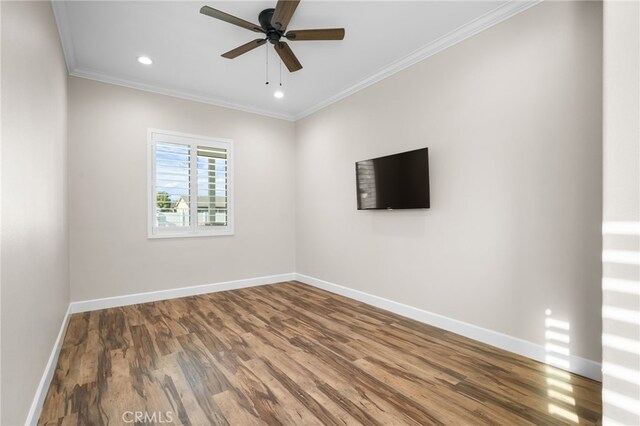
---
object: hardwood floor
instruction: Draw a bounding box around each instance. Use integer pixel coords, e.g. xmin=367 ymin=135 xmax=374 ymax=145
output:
xmin=39 ymin=281 xmax=601 ymax=425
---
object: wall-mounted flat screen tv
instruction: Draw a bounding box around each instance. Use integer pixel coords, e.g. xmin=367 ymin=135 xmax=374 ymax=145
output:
xmin=356 ymin=147 xmax=430 ymax=210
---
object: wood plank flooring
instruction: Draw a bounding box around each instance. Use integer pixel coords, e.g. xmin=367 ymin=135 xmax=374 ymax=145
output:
xmin=39 ymin=281 xmax=602 ymax=425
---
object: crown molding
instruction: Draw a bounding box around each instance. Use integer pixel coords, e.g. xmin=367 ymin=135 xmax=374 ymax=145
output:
xmin=51 ymin=1 xmax=296 ymax=122
xmin=294 ymin=0 xmax=542 ymax=120
xmin=52 ymin=0 xmax=541 ymax=123
xmin=51 ymin=0 xmax=76 ymax=74
xmin=69 ymin=67 xmax=296 ymax=121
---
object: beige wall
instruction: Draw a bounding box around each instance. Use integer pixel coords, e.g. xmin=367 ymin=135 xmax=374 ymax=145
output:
xmin=0 ymin=1 xmax=614 ymax=422
xmin=68 ymin=77 xmax=296 ymax=301
xmin=295 ymin=1 xmax=603 ymax=362
xmin=602 ymin=1 xmax=640 ymax=424
xmin=1 ymin=2 xmax=69 ymax=424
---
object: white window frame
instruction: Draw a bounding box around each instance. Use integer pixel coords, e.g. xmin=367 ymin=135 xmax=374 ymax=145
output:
xmin=148 ymin=128 xmax=234 ymax=239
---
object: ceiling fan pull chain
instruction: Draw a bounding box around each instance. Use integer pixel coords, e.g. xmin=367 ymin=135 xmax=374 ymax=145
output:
xmin=265 ymin=42 xmax=269 ymax=85
xmin=279 ymin=60 xmax=282 ymax=87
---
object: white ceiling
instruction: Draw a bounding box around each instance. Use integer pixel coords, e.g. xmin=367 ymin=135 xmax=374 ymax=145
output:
xmin=53 ymin=1 xmax=537 ymax=120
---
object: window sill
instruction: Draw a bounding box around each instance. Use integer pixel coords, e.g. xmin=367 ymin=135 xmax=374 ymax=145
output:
xmin=148 ymin=228 xmax=234 ymax=239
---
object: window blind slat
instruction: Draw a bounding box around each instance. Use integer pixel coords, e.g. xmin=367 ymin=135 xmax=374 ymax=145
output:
xmin=196 ymin=144 xmax=229 ymax=227
xmin=157 ymin=165 xmax=190 ymax=173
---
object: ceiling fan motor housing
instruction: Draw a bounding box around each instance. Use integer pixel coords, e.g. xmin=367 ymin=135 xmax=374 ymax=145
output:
xmin=259 ymin=8 xmax=284 ymax=44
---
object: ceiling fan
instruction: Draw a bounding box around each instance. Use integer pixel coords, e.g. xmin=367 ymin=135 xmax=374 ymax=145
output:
xmin=200 ymin=0 xmax=345 ymax=72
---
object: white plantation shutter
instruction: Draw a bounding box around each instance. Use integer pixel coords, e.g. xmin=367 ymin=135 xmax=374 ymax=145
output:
xmin=197 ymin=145 xmax=228 ymax=227
xmin=154 ymin=142 xmax=191 ymax=228
xmin=149 ymin=129 xmax=233 ymax=238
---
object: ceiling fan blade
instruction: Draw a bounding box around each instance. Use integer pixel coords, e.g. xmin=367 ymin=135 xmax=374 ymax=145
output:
xmin=200 ymin=6 xmax=264 ymax=33
xmin=274 ymin=42 xmax=302 ymax=72
xmin=285 ymin=28 xmax=345 ymax=41
xmin=222 ymin=39 xmax=267 ymax=59
xmin=271 ymin=0 xmax=300 ymax=31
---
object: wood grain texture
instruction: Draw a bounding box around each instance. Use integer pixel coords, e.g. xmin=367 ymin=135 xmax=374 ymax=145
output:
xmin=39 ymin=281 xmax=602 ymax=425
xmin=274 ymin=42 xmax=303 ymax=72
xmin=285 ymin=29 xmax=345 ymax=41
xmin=222 ymin=39 xmax=267 ymax=59
xmin=271 ymin=0 xmax=300 ymax=31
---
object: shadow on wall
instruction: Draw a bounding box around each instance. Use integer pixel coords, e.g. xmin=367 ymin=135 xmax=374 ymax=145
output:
xmin=601 ymin=221 xmax=640 ymax=424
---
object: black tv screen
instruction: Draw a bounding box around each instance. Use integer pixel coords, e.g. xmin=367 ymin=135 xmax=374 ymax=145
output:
xmin=356 ymin=148 xmax=430 ymax=210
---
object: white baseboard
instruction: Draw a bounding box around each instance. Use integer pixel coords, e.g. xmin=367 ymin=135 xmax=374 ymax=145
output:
xmin=25 ymin=305 xmax=71 ymax=426
xmin=295 ymin=273 xmax=602 ymax=381
xmin=69 ymin=273 xmax=296 ymax=313
xmin=30 ymin=270 xmax=600 ymax=425
xmin=28 ymin=273 xmax=295 ymax=424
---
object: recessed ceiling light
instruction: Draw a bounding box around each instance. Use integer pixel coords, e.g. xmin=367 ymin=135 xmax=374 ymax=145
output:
xmin=137 ymin=56 xmax=153 ymax=65
xmin=274 ymin=90 xmax=284 ymax=99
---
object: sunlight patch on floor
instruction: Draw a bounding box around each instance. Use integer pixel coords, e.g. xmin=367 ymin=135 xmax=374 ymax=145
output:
xmin=544 ymin=309 xmax=578 ymax=423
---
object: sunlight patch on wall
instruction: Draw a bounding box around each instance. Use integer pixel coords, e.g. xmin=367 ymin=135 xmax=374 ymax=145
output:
xmin=602 ymin=305 xmax=640 ymax=325
xmin=602 ymin=221 xmax=640 ymax=426
xmin=603 ymin=277 xmax=640 ymax=296
xmin=602 ymin=250 xmax=640 ymax=265
xmin=602 ymin=334 xmax=640 ymax=354
xmin=603 ymin=389 xmax=640 ymax=417
xmin=602 ymin=221 xmax=640 ymax=236
xmin=602 ymin=363 xmax=640 ymax=386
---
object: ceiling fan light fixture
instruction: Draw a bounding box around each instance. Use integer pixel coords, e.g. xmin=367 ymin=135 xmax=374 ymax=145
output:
xmin=274 ymin=90 xmax=284 ymax=99
xmin=137 ymin=56 xmax=153 ymax=65
xmin=200 ymin=0 xmax=344 ymax=73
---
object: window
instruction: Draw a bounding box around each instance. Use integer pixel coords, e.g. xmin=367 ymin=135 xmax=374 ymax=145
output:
xmin=148 ymin=129 xmax=233 ymax=238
